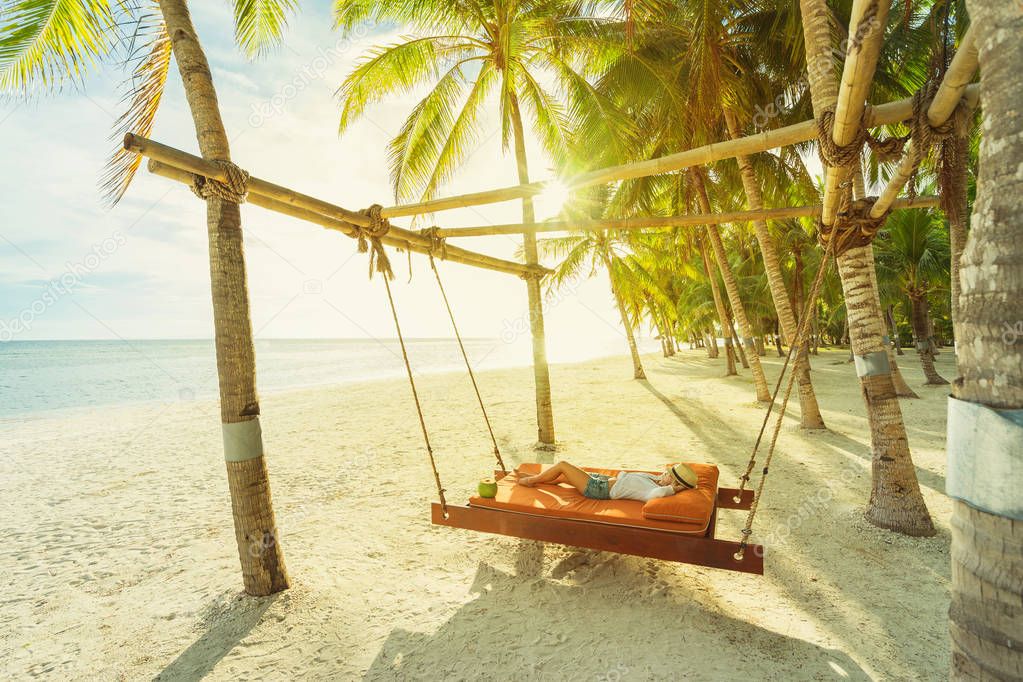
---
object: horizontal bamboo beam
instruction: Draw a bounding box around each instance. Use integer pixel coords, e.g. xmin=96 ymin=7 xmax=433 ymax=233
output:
xmin=433 ymin=196 xmax=941 ymax=238
xmin=146 ymin=159 xmax=548 ymax=278
xmin=871 ymin=27 xmax=979 ymax=218
xmin=125 ymin=133 xmax=374 ymax=228
xmin=380 ymin=86 xmax=978 ymax=219
xmin=821 ymin=0 xmax=891 ymax=226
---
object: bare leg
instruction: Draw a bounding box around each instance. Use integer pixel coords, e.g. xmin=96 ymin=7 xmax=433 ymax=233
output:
xmin=518 ymin=461 xmax=592 ymax=493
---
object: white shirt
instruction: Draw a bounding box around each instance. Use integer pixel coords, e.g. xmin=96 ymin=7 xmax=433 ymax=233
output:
xmin=609 ymin=472 xmax=676 ymax=502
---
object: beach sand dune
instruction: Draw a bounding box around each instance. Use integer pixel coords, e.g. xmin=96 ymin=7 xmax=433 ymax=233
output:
xmin=0 ymin=348 xmax=954 ymax=680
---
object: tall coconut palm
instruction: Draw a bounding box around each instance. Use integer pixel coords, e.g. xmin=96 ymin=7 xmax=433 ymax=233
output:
xmin=537 ymin=228 xmax=647 ymax=379
xmin=875 ymin=209 xmax=951 ymax=385
xmin=586 ymin=0 xmax=829 ymax=426
xmin=333 ymin=0 xmax=629 ymax=447
xmin=690 ymin=168 xmax=771 ymax=399
xmin=1 ymin=0 xmax=295 ymax=595
xmin=949 ymin=1 xmax=1023 ymax=677
xmin=798 ymin=0 xmax=934 ymax=536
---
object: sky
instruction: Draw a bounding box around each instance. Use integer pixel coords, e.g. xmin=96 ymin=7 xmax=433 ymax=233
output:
xmin=0 ymin=2 xmax=641 ymax=354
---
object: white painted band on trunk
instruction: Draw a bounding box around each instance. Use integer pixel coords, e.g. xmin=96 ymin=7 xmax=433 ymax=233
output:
xmin=222 ymin=418 xmax=264 ymax=462
xmin=853 ymin=350 xmax=891 ymax=377
xmin=946 ymin=397 xmax=1023 ymax=521
xmin=743 ymin=337 xmax=756 ymax=348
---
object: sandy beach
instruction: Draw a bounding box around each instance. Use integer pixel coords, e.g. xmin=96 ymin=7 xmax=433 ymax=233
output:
xmin=1 ymin=347 xmax=956 ymax=680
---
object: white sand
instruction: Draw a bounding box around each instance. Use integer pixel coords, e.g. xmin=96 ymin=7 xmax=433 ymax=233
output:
xmin=1 ymin=347 xmax=956 ymax=680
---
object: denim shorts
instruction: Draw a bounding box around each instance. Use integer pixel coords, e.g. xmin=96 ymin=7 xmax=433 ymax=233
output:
xmin=583 ymin=473 xmax=611 ymax=500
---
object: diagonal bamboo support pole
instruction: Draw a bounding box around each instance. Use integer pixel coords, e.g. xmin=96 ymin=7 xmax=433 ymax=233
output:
xmin=126 ymin=136 xmax=549 ymax=278
xmin=820 ymin=0 xmax=891 ymax=226
xmin=870 ymin=27 xmax=979 ymax=218
xmin=378 ymin=87 xmax=975 ymax=219
xmin=432 ymin=197 xmax=941 ymax=238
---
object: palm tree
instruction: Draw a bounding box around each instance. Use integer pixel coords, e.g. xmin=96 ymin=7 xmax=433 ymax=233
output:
xmin=875 ymin=210 xmax=951 ymax=385
xmin=592 ymin=0 xmax=830 ymax=426
xmin=798 ymin=0 xmax=934 ymax=536
xmin=948 ymin=3 xmax=1023 ymax=677
xmin=538 ymin=228 xmax=647 ymax=379
xmin=1 ymin=0 xmax=294 ymax=595
xmin=333 ymin=0 xmax=628 ymax=447
xmin=690 ymin=168 xmax=772 ymax=400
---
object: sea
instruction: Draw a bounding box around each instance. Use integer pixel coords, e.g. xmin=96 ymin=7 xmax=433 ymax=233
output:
xmin=0 ymin=337 xmax=658 ymax=420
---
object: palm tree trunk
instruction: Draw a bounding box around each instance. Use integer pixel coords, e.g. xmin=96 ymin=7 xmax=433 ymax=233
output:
xmin=508 ymin=92 xmax=554 ymax=446
xmin=724 ymin=110 xmax=826 ymax=428
xmin=604 ymin=254 xmax=646 ymax=379
xmin=799 ymin=0 xmax=933 ymax=536
xmin=950 ymin=4 xmax=1023 ymax=676
xmin=699 ymin=239 xmax=737 ymax=376
xmin=887 ymin=306 xmax=904 ymax=355
xmin=945 ymin=135 xmax=969 ymax=343
xmin=731 ymin=324 xmax=750 ymax=368
xmin=159 ymin=0 xmax=288 ymax=596
xmin=705 ymin=330 xmax=719 ymax=358
xmin=691 ymin=172 xmax=770 ymax=400
xmin=910 ymin=294 xmax=949 ymax=385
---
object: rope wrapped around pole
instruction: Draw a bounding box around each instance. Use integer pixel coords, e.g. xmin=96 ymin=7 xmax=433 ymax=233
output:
xmin=191 ymin=159 xmax=249 ymax=203
xmin=904 ymin=80 xmax=973 ymax=200
xmin=817 ymin=106 xmax=907 ymax=168
xmin=420 ymin=226 xmax=448 ymax=260
xmin=817 ymin=195 xmax=890 ymax=256
xmin=357 ymin=204 xmax=394 ymax=279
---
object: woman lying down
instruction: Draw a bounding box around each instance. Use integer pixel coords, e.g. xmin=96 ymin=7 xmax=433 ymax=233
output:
xmin=518 ymin=461 xmax=698 ymax=502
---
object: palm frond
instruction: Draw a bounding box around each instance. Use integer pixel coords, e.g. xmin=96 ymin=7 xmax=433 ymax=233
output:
xmin=232 ymin=0 xmax=297 ymax=58
xmin=100 ymin=6 xmax=170 ymax=207
xmin=0 ymin=0 xmax=116 ymax=94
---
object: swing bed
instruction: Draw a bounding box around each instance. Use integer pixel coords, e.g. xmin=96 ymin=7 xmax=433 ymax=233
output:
xmin=369 ymin=213 xmax=843 ymax=577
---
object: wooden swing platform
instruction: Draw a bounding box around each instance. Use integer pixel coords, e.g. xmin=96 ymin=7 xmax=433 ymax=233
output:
xmin=431 ymin=466 xmax=764 ymax=574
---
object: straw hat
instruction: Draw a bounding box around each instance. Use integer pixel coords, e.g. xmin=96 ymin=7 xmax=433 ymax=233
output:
xmin=670 ymin=463 xmax=698 ymax=490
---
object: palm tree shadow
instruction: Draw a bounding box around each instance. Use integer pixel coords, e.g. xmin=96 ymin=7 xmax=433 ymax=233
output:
xmin=818 ymin=428 xmax=946 ymax=492
xmin=155 ymin=593 xmax=277 ymax=681
xmin=636 ymin=378 xmax=754 ymax=466
xmin=363 ymin=561 xmax=871 ymax=680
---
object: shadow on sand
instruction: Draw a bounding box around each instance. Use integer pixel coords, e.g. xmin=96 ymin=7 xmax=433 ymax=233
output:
xmin=156 ymin=593 xmax=277 ymax=681
xmin=363 ymin=559 xmax=870 ymax=681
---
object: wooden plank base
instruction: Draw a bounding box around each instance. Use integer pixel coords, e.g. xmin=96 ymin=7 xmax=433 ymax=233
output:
xmin=431 ymin=503 xmax=764 ymax=575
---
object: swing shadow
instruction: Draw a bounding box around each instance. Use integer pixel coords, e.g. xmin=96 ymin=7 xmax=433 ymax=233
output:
xmin=362 ymin=561 xmax=871 ymax=681
xmin=156 ymin=593 xmax=278 ymax=681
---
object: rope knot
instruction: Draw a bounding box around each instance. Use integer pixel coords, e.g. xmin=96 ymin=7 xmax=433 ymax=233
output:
xmin=419 ymin=226 xmax=447 ymax=260
xmin=817 ymin=196 xmax=888 ymax=255
xmin=903 ymin=80 xmax=973 ymax=200
xmin=191 ymin=160 xmax=249 ymax=203
xmin=357 ymin=204 xmax=393 ymax=279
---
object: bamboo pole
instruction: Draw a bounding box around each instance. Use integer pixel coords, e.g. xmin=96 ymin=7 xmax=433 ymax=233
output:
xmin=379 ymin=87 xmax=976 ymax=219
xmin=126 ymin=133 xmax=376 ymax=228
xmin=821 ymin=0 xmax=891 ymax=226
xmin=870 ymin=27 xmax=979 ymax=218
xmin=432 ymin=197 xmax=941 ymax=238
xmin=146 ymin=160 xmax=549 ymax=279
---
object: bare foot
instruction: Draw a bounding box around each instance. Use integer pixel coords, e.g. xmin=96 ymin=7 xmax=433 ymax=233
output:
xmin=518 ymin=475 xmax=536 ymax=487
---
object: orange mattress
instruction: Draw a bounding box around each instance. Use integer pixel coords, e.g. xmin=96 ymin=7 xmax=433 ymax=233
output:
xmin=469 ymin=463 xmax=719 ymax=535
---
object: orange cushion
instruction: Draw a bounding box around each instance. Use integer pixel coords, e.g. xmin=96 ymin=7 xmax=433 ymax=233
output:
xmin=641 ymin=462 xmax=719 ymax=524
xmin=468 ymin=462 xmax=719 ymax=535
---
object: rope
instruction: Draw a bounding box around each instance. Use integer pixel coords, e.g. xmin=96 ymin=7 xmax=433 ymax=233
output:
xmin=429 ymin=254 xmax=507 ymax=473
xmin=380 ymin=273 xmax=448 ymax=514
xmin=420 ymin=226 xmax=448 ymax=260
xmin=733 ymin=225 xmax=854 ymax=561
xmin=191 ymin=160 xmax=249 ymax=203
xmin=817 ymin=195 xmax=889 ymax=256
xmin=904 ymin=80 xmax=973 ymax=200
xmin=357 ymin=204 xmax=394 ymax=280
